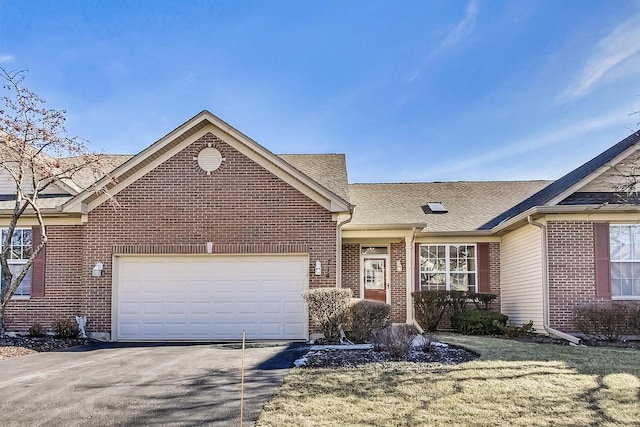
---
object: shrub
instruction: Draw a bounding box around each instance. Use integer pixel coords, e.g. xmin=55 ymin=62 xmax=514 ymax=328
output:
xmin=348 ymin=299 xmax=391 ymax=343
xmin=412 ymin=290 xmax=449 ymax=332
xmin=573 ymin=303 xmax=632 ymax=341
xmin=28 ymin=322 xmax=46 ymax=337
xmin=371 ymin=324 xmax=418 ymax=360
xmin=629 ymin=303 xmax=640 ymax=335
xmin=501 ymin=320 xmax=536 ymax=338
xmin=302 ymin=288 xmax=352 ymax=343
xmin=448 ymin=290 xmax=469 ymax=317
xmin=468 ymin=292 xmax=498 ymax=311
xmin=51 ymin=318 xmax=80 ymax=339
xmin=451 ymin=310 xmax=508 ymax=335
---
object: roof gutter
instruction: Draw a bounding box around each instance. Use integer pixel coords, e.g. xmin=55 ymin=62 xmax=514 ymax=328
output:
xmin=527 ymin=215 xmax=581 ymax=345
xmin=336 ymin=207 xmax=354 ymax=288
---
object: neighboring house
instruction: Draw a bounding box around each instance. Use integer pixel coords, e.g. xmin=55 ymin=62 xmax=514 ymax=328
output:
xmin=1 ymin=110 xmax=639 ymax=341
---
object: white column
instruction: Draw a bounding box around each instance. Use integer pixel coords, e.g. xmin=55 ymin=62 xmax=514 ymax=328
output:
xmin=405 ymin=235 xmax=413 ymax=324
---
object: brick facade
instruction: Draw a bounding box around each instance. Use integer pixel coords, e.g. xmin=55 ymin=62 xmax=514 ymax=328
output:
xmin=547 ymin=221 xmax=610 ymax=332
xmin=489 ymin=242 xmax=501 ymax=310
xmin=341 ymin=244 xmax=360 ymax=298
xmin=6 ymin=132 xmax=338 ymax=336
xmin=390 ymin=242 xmax=406 ymax=323
xmin=5 ymin=226 xmax=84 ymax=331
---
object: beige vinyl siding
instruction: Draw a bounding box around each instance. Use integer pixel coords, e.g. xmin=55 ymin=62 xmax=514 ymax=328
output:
xmin=0 ymin=170 xmax=68 ymax=195
xmin=501 ymin=224 xmax=544 ymax=331
xmin=580 ymin=149 xmax=640 ymax=192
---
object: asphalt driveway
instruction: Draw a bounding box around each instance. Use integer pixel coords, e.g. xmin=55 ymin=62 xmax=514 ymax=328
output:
xmin=0 ymin=341 xmax=308 ymax=426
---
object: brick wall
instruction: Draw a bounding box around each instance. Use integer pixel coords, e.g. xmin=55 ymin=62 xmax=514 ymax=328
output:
xmin=5 ymin=226 xmax=84 ymax=332
xmin=390 ymin=242 xmax=406 ymax=323
xmin=7 ymin=132 xmax=338 ymax=336
xmin=341 ymin=244 xmax=360 ymax=297
xmin=489 ymin=242 xmax=501 ymax=310
xmin=547 ymin=221 xmax=607 ymax=331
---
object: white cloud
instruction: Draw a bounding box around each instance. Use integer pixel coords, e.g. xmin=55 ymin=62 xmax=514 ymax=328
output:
xmin=566 ymin=13 xmax=640 ymax=98
xmin=440 ymin=0 xmax=478 ymax=50
xmin=409 ymin=0 xmax=478 ymax=82
xmin=410 ymin=103 xmax=638 ymax=180
xmin=0 ymin=54 xmax=15 ymax=63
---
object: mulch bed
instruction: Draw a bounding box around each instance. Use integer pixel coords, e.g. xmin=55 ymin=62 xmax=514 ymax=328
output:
xmin=301 ymin=334 xmax=640 ymax=368
xmin=301 ymin=344 xmax=478 ymax=368
xmin=0 ymin=336 xmax=89 ymax=360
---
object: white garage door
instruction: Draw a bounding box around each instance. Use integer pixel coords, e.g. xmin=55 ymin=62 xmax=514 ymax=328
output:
xmin=114 ymin=255 xmax=308 ymax=340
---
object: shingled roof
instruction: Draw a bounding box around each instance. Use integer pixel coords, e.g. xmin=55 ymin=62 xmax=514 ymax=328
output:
xmin=347 ymin=181 xmax=551 ymax=232
xmin=279 ymin=154 xmax=350 ymax=203
xmin=480 ymin=130 xmax=640 ymax=230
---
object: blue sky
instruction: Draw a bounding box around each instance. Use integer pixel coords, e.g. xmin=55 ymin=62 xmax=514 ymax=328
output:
xmin=1 ymin=0 xmax=640 ymax=183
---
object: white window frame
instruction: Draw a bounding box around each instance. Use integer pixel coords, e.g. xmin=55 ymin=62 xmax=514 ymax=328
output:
xmin=609 ymin=224 xmax=640 ymax=300
xmin=419 ymin=243 xmax=477 ymax=292
xmin=1 ymin=228 xmax=32 ymax=299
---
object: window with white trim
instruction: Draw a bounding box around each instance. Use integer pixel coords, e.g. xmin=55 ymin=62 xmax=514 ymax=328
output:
xmin=419 ymin=244 xmax=477 ymax=292
xmin=1 ymin=228 xmax=32 ymax=297
xmin=610 ymin=225 xmax=640 ymax=298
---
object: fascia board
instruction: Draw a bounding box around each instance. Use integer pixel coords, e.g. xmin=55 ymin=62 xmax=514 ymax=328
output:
xmin=416 ymin=230 xmax=495 ymax=237
xmin=491 ymin=204 xmax=640 ymax=234
xmin=0 ymin=215 xmax=85 ymax=226
xmin=342 ymin=223 xmax=429 ymax=231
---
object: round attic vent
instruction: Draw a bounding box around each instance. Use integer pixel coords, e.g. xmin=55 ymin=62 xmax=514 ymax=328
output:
xmin=197 ymin=147 xmax=224 ymax=174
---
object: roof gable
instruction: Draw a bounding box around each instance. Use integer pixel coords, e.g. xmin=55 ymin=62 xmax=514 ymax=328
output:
xmin=63 ymin=111 xmax=351 ymax=214
xmin=481 ymin=130 xmax=640 ymax=230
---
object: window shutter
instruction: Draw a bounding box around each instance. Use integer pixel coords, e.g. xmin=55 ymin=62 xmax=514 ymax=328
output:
xmin=593 ymin=222 xmax=611 ymax=298
xmin=31 ymin=226 xmax=46 ymax=298
xmin=477 ymin=243 xmax=491 ymax=293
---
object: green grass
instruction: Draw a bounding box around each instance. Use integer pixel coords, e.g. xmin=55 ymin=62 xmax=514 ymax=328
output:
xmin=257 ymin=334 xmax=640 ymax=426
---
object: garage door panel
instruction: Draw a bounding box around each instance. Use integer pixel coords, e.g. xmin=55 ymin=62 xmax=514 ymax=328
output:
xmin=116 ymin=255 xmax=308 ymax=340
xmin=262 ymin=302 xmax=282 ymax=314
xmin=143 ymin=302 xmax=164 ymax=314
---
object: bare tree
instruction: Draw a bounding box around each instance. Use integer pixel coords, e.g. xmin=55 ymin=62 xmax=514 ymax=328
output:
xmin=0 ymin=67 xmax=114 ymax=335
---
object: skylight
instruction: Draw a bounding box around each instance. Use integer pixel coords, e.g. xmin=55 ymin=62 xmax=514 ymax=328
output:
xmin=422 ymin=202 xmax=448 ymax=214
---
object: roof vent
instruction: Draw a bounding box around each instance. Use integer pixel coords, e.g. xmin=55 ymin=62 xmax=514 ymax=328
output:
xmin=422 ymin=202 xmax=448 ymax=214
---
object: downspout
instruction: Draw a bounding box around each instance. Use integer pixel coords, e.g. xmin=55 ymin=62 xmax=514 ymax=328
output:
xmin=527 ymin=216 xmax=581 ymax=344
xmin=336 ymin=206 xmax=354 ymax=288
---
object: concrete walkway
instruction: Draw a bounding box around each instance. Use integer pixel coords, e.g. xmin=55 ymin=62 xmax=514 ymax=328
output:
xmin=0 ymin=341 xmax=307 ymax=426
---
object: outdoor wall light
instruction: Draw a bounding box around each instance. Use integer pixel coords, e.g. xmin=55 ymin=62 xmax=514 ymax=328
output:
xmin=396 ymin=260 xmax=403 ymax=272
xmin=314 ymin=260 xmax=322 ymax=276
xmin=92 ymin=262 xmax=104 ymax=277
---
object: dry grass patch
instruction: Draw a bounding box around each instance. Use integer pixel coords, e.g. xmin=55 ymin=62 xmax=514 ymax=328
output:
xmin=257 ymin=334 xmax=640 ymax=427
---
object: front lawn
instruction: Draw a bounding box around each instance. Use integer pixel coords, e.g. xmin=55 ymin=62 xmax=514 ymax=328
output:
xmin=257 ymin=334 xmax=640 ymax=426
